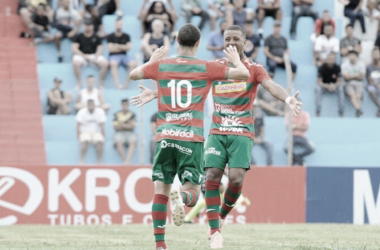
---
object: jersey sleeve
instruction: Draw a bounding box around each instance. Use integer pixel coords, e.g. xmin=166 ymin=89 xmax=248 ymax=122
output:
xmin=254 ymin=65 xmax=271 ymax=84
xmin=142 ymin=61 xmax=160 ymax=80
xmin=206 ymin=61 xmax=229 ymax=80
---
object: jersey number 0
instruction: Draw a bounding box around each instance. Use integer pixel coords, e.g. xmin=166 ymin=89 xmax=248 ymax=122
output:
xmin=168 ymin=80 xmax=192 ymax=109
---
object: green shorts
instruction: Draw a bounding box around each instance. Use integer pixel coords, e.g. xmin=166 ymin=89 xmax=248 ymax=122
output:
xmin=204 ymin=134 xmax=254 ymax=170
xmin=152 ymin=139 xmax=204 ymax=185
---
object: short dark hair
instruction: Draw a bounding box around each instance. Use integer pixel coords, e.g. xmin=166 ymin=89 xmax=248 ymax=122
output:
xmin=345 ymin=24 xmax=353 ymax=29
xmin=177 ymin=24 xmax=201 ymax=47
xmin=87 ymin=75 xmax=95 ymax=79
xmin=121 ymin=98 xmax=129 ymax=103
xmin=225 ymin=25 xmax=246 ymax=38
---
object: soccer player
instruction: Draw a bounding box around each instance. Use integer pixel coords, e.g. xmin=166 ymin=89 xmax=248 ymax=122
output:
xmin=129 ymin=23 xmax=250 ymax=250
xmin=131 ymin=24 xmax=302 ymax=249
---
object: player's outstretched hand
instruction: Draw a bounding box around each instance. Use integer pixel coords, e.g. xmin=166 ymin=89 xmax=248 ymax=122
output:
xmin=287 ymin=91 xmax=303 ymax=116
xmin=149 ymin=46 xmax=169 ymax=63
xmin=130 ymin=85 xmax=157 ymax=107
xmin=223 ymin=45 xmax=240 ymax=65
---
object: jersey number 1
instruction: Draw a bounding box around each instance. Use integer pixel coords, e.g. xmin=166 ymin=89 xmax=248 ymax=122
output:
xmin=168 ymin=80 xmax=192 ymax=108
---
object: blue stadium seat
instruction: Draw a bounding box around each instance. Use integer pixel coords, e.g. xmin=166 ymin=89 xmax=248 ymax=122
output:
xmin=37 ymin=39 xmax=73 ymax=64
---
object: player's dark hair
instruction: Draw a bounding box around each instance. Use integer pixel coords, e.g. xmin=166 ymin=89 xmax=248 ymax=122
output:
xmin=177 ymin=24 xmax=201 ymax=47
xmin=121 ymin=98 xmax=129 ymax=103
xmin=225 ymin=25 xmax=246 ymax=38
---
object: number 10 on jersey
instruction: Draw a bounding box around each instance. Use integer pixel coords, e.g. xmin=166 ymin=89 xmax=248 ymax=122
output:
xmin=168 ymin=80 xmax=192 ymax=109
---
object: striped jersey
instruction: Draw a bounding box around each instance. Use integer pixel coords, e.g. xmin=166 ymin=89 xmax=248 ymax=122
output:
xmin=143 ymin=56 xmax=229 ymax=142
xmin=210 ymin=58 xmax=271 ymax=140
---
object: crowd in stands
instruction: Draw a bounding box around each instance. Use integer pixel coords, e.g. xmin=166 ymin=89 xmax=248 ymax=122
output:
xmin=19 ymin=0 xmax=380 ymax=165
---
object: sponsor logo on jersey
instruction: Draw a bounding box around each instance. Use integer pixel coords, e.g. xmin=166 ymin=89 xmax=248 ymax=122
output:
xmin=161 ymin=140 xmax=193 ymax=155
xmin=219 ymin=116 xmax=244 ymax=133
xmin=176 ymin=59 xmax=187 ymax=63
xmin=165 ymin=112 xmax=193 ymax=122
xmin=215 ymin=82 xmax=247 ymax=94
xmin=214 ymin=103 xmax=245 ymax=115
xmin=161 ymin=128 xmax=194 ymax=138
xmin=205 ymin=147 xmax=221 ymax=156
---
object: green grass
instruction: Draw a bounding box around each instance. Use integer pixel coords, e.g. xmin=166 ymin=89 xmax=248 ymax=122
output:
xmin=0 ymin=224 xmax=380 ymax=250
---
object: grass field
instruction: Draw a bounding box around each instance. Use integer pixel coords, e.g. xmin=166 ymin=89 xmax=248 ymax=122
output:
xmin=0 ymin=224 xmax=380 ymax=250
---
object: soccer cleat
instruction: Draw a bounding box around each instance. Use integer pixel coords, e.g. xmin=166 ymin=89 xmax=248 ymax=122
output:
xmin=170 ymin=190 xmax=185 ymax=226
xmin=207 ymin=218 xmax=224 ymax=240
xmin=209 ymin=231 xmax=223 ymax=249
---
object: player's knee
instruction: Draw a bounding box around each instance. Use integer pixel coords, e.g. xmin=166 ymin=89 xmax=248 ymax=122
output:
xmin=206 ymin=168 xmax=223 ymax=182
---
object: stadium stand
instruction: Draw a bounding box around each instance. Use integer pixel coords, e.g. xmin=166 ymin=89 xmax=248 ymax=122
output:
xmin=0 ymin=0 xmax=378 ymax=167
xmin=0 ymin=0 xmax=45 ymax=166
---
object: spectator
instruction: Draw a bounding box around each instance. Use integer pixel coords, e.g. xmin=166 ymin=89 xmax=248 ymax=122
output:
xmin=314 ymin=10 xmax=336 ymax=37
xmin=251 ymin=101 xmax=273 ymax=166
xmin=366 ymin=48 xmax=380 ymax=117
xmin=138 ymin=0 xmax=178 ymax=33
xmin=75 ymin=75 xmax=110 ymax=112
xmin=57 ymin=0 xmax=85 ymax=10
xmin=54 ymin=0 xmax=82 ymax=62
xmin=76 ymin=99 xmax=106 ymax=164
xmin=341 ymin=50 xmax=366 ymax=117
xmin=141 ymin=19 xmax=170 ymax=63
xmin=264 ymin=22 xmax=297 ymax=80
xmin=256 ymin=85 xmax=285 ymax=116
xmin=113 ymin=99 xmax=137 ymax=165
xmin=364 ymin=0 xmax=380 ymax=34
xmin=226 ymin=0 xmax=255 ymax=28
xmin=47 ymin=77 xmax=73 ymax=115
xmin=340 ymin=24 xmax=362 ymax=59
xmin=85 ymin=4 xmax=107 ymax=38
xmin=314 ymin=24 xmax=339 ymax=67
xmin=96 ymin=0 xmax=122 ymax=17
xmin=207 ymin=20 xmax=228 ymax=59
xmin=19 ymin=0 xmax=54 ymax=37
xmin=31 ymin=4 xmax=55 ymax=45
xmin=144 ymin=1 xmax=174 ymax=35
xmin=244 ymin=20 xmax=260 ymax=62
xmin=339 ymin=0 xmax=366 ymax=34
xmin=72 ymin=19 xmax=108 ymax=89
xmin=208 ymin=0 xmax=228 ymax=31
xmin=181 ymin=0 xmax=209 ymax=31
xmin=150 ymin=112 xmax=157 ymax=163
xmin=108 ymin=18 xmax=137 ymax=89
xmin=315 ymin=53 xmax=344 ymax=117
xmin=290 ymin=0 xmax=318 ymax=39
xmin=257 ymin=0 xmax=282 ymax=38
xmin=285 ymin=109 xmax=315 ymax=166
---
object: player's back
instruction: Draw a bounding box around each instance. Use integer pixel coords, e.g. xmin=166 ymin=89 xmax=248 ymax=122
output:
xmin=143 ymin=56 xmax=228 ymax=142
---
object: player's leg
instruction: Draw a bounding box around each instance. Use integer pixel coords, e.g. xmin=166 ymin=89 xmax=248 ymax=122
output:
xmin=204 ymin=135 xmax=227 ymax=247
xmin=151 ymin=140 xmax=176 ymax=250
xmin=173 ymin=141 xmax=204 ymax=226
xmin=221 ymin=135 xmax=253 ymax=219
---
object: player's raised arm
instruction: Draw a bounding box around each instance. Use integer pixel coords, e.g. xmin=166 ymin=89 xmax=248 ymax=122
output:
xmin=129 ymin=46 xmax=169 ymax=80
xmin=223 ymin=46 xmax=250 ymax=80
xmin=262 ymin=78 xmax=303 ymax=116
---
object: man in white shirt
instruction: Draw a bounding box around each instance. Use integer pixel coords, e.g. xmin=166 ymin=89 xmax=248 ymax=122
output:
xmin=341 ymin=50 xmax=366 ymax=117
xmin=76 ymin=99 xmax=106 ymax=164
xmin=314 ymin=23 xmax=339 ymax=66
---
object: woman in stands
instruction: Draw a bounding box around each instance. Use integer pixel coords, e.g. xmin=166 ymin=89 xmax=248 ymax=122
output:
xmin=143 ymin=1 xmax=174 ymax=36
xmin=141 ymin=19 xmax=170 ymax=63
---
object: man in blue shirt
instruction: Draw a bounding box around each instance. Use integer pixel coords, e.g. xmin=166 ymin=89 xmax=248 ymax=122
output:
xmin=207 ymin=20 xmax=228 ymax=59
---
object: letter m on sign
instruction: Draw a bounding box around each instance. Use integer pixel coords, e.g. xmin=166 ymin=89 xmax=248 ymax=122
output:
xmin=353 ymin=170 xmax=380 ymax=224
